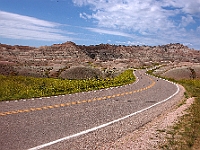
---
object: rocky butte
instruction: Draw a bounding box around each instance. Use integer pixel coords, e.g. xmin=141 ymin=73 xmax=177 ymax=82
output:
xmin=0 ymin=42 xmax=199 ymax=79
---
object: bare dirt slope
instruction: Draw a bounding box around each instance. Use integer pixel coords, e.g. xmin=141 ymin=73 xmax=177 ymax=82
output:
xmin=158 ymin=63 xmax=200 ymax=80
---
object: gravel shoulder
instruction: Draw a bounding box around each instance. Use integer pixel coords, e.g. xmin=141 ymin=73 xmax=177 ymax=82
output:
xmin=98 ymin=85 xmax=193 ymax=150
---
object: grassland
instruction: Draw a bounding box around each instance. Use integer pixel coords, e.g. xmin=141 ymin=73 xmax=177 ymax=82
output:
xmin=161 ymin=79 xmax=200 ymax=150
xmin=0 ymin=69 xmax=135 ymax=101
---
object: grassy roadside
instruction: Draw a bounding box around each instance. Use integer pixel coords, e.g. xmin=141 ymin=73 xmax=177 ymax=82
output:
xmin=161 ymin=79 xmax=200 ymax=150
xmin=0 ymin=69 xmax=135 ymax=101
xmin=147 ymin=69 xmax=200 ymax=149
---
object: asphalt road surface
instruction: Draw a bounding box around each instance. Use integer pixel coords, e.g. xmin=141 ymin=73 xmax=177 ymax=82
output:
xmin=0 ymin=70 xmax=179 ymax=150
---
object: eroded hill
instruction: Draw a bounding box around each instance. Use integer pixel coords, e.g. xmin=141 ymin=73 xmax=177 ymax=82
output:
xmin=0 ymin=42 xmax=199 ymax=79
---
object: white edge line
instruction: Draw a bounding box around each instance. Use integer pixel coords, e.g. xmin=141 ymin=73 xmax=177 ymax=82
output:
xmin=28 ymin=79 xmax=179 ymax=150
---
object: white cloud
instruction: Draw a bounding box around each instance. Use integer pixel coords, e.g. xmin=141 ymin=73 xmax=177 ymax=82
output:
xmin=86 ymin=27 xmax=134 ymax=38
xmin=162 ymin=0 xmax=200 ymax=15
xmin=80 ymin=12 xmax=92 ymax=19
xmin=181 ymin=15 xmax=195 ymax=27
xmin=197 ymin=26 xmax=200 ymax=32
xmin=0 ymin=11 xmax=73 ymax=41
xmin=73 ymin=0 xmax=200 ymax=49
xmin=116 ymin=40 xmax=146 ymax=46
xmin=73 ymin=0 xmax=177 ymax=33
xmin=73 ymin=0 xmax=200 ymax=31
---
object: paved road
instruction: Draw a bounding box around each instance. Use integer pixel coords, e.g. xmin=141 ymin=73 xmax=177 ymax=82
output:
xmin=0 ymin=70 xmax=179 ymax=150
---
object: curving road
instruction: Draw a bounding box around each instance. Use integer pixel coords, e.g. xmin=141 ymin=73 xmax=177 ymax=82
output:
xmin=0 ymin=70 xmax=180 ymax=150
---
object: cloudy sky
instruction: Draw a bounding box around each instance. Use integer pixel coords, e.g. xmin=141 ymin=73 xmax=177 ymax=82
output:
xmin=0 ymin=0 xmax=200 ymax=49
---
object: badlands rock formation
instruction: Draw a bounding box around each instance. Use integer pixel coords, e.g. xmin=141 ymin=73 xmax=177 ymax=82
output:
xmin=0 ymin=42 xmax=199 ymax=78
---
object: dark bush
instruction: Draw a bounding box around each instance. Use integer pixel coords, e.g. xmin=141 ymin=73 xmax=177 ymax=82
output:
xmin=59 ymin=66 xmax=103 ymax=79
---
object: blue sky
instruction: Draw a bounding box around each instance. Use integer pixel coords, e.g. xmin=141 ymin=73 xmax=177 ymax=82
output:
xmin=0 ymin=0 xmax=200 ymax=49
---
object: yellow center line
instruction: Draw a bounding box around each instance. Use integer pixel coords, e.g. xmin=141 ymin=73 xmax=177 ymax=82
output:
xmin=76 ymin=101 xmax=82 ymax=104
xmin=30 ymin=108 xmax=36 ymax=111
xmin=120 ymin=93 xmax=125 ymax=96
xmin=42 ymin=106 xmax=49 ymax=109
xmin=102 ymin=97 xmax=107 ymax=100
xmin=0 ymin=76 xmax=156 ymax=117
xmin=60 ymin=104 xmax=66 ymax=107
xmin=87 ymin=99 xmax=92 ymax=103
xmin=65 ymin=103 xmax=71 ymax=106
xmin=54 ymin=105 xmax=60 ymax=108
xmin=71 ymin=102 xmax=77 ymax=105
xmin=81 ymin=100 xmax=87 ymax=103
xmin=13 ymin=110 xmax=19 ymax=113
xmin=35 ymin=108 xmax=43 ymax=111
xmin=47 ymin=106 xmax=54 ymax=109
xmin=23 ymin=109 xmax=30 ymax=112
xmin=116 ymin=94 xmax=121 ymax=97
xmin=97 ymin=97 xmax=103 ymax=101
xmin=107 ymin=96 xmax=112 ymax=99
xmin=0 ymin=113 xmax=6 ymax=116
xmin=125 ymin=92 xmax=129 ymax=95
xmin=5 ymin=112 xmax=13 ymax=115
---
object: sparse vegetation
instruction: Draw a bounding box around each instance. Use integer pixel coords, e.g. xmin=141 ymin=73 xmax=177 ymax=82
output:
xmin=0 ymin=69 xmax=135 ymax=101
xmin=188 ymin=67 xmax=197 ymax=79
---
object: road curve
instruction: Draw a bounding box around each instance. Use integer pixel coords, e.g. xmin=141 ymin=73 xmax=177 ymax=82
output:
xmin=0 ymin=70 xmax=180 ymax=150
